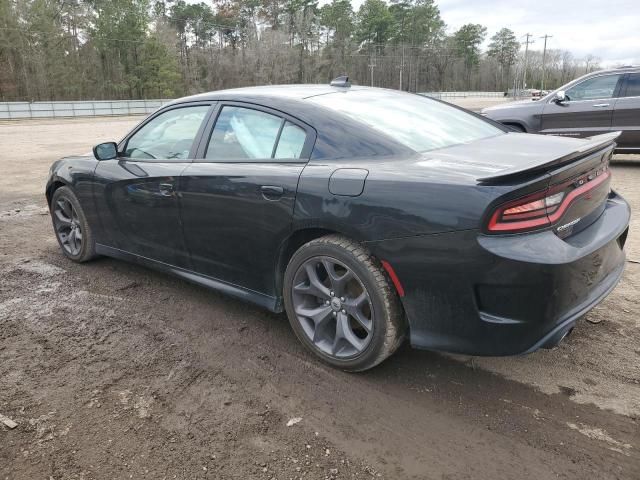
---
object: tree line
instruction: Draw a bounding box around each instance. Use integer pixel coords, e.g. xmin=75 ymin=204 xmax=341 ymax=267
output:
xmin=0 ymin=0 xmax=606 ymax=101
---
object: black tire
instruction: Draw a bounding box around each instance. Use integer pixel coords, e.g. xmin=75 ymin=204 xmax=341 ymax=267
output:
xmin=283 ymin=234 xmax=405 ymax=372
xmin=50 ymin=186 xmax=97 ymax=263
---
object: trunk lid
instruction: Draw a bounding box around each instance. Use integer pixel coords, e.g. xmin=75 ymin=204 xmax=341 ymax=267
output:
xmin=418 ymin=131 xmax=618 ymax=237
xmin=415 ymin=131 xmax=617 ymax=184
xmin=476 ymin=132 xmax=619 ymax=184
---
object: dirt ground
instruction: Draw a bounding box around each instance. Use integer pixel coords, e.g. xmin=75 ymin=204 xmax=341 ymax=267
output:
xmin=0 ymin=116 xmax=639 ymax=480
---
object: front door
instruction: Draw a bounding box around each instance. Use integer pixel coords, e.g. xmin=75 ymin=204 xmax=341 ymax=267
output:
xmin=612 ymin=72 xmax=640 ymax=150
xmin=93 ymin=103 xmax=212 ymax=268
xmin=540 ymin=73 xmax=624 ymax=138
xmin=180 ymin=103 xmax=314 ymax=297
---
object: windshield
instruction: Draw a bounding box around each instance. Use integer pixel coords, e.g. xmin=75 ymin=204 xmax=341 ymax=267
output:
xmin=309 ymin=90 xmax=504 ymax=152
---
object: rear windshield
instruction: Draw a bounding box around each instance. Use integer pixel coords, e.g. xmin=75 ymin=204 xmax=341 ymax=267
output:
xmin=309 ymin=90 xmax=504 ymax=152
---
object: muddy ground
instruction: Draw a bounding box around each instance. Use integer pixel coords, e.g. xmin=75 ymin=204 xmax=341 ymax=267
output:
xmin=0 ymin=116 xmax=639 ymax=480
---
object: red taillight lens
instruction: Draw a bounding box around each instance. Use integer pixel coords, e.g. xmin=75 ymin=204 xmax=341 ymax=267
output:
xmin=488 ymin=190 xmax=561 ymax=231
xmin=487 ymin=167 xmax=610 ymax=233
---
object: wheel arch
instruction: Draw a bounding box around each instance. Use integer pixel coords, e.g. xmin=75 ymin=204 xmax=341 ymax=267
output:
xmin=46 ymin=179 xmax=71 ymax=206
xmin=501 ymin=121 xmax=527 ymax=133
xmin=274 ymin=227 xmax=339 ymax=299
xmin=274 ymin=227 xmax=406 ymax=305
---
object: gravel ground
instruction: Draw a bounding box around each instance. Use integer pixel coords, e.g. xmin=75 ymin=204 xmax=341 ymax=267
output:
xmin=0 ymin=116 xmax=639 ymax=479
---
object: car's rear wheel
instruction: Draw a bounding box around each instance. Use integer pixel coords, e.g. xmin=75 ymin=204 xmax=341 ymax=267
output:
xmin=50 ymin=186 xmax=96 ymax=263
xmin=283 ymin=235 xmax=405 ymax=371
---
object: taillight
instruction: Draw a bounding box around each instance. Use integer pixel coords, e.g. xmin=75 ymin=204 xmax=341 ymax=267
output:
xmin=487 ymin=166 xmax=610 ymax=233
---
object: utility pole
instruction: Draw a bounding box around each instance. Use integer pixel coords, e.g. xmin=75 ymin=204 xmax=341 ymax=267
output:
xmin=540 ymin=34 xmax=553 ymax=90
xmin=522 ymin=33 xmax=534 ymax=94
xmin=368 ymin=48 xmax=376 ymax=87
xmin=399 ymin=44 xmax=405 ymax=90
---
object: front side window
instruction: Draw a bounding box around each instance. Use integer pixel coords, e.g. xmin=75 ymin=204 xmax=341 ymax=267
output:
xmin=206 ymin=106 xmax=307 ymax=161
xmin=565 ymin=74 xmax=623 ymax=101
xmin=125 ymin=106 xmax=209 ymax=160
xmin=622 ymin=73 xmax=640 ymax=97
xmin=309 ymin=90 xmax=503 ymax=152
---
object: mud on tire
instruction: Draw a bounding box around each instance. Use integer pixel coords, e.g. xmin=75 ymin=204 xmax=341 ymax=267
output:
xmin=283 ymin=234 xmax=406 ymax=372
xmin=50 ymin=186 xmax=97 ymax=263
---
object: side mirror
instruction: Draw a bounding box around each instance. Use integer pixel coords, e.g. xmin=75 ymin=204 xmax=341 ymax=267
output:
xmin=554 ymin=90 xmax=567 ymax=104
xmin=93 ymin=142 xmax=118 ymax=160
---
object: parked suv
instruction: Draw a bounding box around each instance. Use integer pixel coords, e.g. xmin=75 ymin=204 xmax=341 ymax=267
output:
xmin=482 ymin=66 xmax=640 ymax=152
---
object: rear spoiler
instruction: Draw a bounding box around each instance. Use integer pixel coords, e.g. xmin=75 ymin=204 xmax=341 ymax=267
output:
xmin=478 ymin=131 xmax=620 ymax=184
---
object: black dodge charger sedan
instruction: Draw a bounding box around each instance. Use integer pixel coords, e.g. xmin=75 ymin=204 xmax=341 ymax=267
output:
xmin=46 ymin=80 xmax=630 ymax=371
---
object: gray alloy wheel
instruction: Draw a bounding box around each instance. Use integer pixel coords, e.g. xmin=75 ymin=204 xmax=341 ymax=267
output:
xmin=50 ymin=186 xmax=96 ymax=263
xmin=53 ymin=196 xmax=83 ymax=256
xmin=291 ymin=256 xmax=374 ymax=358
xmin=284 ymin=235 xmax=405 ymax=371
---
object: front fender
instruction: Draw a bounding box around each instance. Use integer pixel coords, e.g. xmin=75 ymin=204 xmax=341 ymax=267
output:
xmin=45 ymin=155 xmax=100 ymax=235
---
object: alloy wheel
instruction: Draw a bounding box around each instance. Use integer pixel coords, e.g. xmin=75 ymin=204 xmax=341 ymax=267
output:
xmin=291 ymin=256 xmax=374 ymax=358
xmin=53 ymin=197 xmax=83 ymax=256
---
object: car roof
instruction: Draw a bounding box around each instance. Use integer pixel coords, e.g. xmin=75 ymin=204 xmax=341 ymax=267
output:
xmin=588 ymin=66 xmax=640 ymax=75
xmin=175 ymin=84 xmax=371 ymax=103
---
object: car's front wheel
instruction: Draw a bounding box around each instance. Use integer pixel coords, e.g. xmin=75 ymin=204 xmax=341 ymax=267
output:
xmin=50 ymin=186 xmax=97 ymax=263
xmin=283 ymin=235 xmax=405 ymax=371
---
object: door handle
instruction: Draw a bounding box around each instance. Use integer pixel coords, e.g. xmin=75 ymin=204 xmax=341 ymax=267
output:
xmin=261 ymin=185 xmax=284 ymax=199
xmin=159 ymin=183 xmax=174 ymax=197
xmin=592 ymin=103 xmax=610 ymax=108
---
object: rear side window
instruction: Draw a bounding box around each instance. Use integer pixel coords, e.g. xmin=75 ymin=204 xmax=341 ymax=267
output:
xmin=308 ymin=90 xmax=503 ymax=153
xmin=565 ymin=74 xmax=623 ymax=101
xmin=623 ymin=73 xmax=640 ymax=97
xmin=125 ymin=106 xmax=209 ymax=160
xmin=206 ymin=106 xmax=307 ymax=161
xmin=275 ymin=121 xmax=306 ymax=159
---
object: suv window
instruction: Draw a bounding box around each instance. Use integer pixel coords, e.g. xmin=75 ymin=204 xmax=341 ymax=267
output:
xmin=125 ymin=106 xmax=209 ymax=160
xmin=565 ymin=74 xmax=623 ymax=101
xmin=623 ymin=73 xmax=640 ymax=97
xmin=206 ymin=106 xmax=307 ymax=161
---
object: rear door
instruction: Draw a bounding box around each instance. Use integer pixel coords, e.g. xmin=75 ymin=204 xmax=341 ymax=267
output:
xmin=611 ymin=72 xmax=640 ymax=150
xmin=540 ymin=73 xmax=624 ymax=138
xmin=179 ymin=103 xmax=315 ymax=297
xmin=93 ymin=103 xmax=212 ymax=268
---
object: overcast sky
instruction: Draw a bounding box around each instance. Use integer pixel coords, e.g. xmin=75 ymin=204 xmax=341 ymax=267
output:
xmin=326 ymin=0 xmax=640 ymax=65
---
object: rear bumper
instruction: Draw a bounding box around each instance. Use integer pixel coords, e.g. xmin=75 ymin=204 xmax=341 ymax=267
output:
xmin=521 ymin=258 xmax=624 ymax=353
xmin=366 ymin=192 xmax=630 ymax=356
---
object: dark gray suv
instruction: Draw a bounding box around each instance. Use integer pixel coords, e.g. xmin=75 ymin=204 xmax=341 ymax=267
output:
xmin=482 ymin=66 xmax=640 ymax=152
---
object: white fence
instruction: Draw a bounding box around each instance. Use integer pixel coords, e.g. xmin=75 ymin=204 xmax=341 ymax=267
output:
xmin=421 ymin=91 xmax=506 ymax=99
xmin=0 ymin=99 xmax=171 ymax=120
xmin=0 ymin=92 xmax=509 ymax=120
